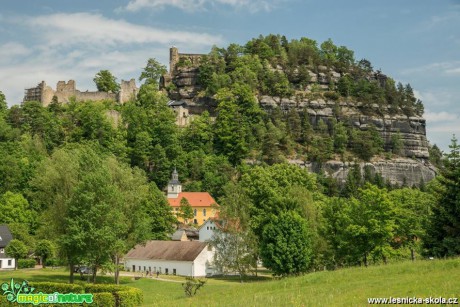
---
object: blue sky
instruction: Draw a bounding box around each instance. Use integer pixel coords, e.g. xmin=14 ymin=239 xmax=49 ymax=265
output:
xmin=0 ymin=0 xmax=459 ymax=151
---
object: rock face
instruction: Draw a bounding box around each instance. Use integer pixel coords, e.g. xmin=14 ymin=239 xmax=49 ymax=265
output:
xmin=162 ymin=51 xmax=435 ymax=186
xmin=259 ymin=95 xmax=430 ymax=160
xmin=290 ymin=158 xmax=436 ymax=187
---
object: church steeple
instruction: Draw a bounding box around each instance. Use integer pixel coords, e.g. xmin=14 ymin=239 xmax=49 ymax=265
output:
xmin=167 ymin=168 xmax=182 ymax=198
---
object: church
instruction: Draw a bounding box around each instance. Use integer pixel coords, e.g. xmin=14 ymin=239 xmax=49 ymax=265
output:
xmin=166 ymin=169 xmax=219 ymax=226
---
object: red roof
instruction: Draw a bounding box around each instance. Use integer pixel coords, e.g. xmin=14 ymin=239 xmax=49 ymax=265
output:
xmin=168 ymin=192 xmax=218 ymax=208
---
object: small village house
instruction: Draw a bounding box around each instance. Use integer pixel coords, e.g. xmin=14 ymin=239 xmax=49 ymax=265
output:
xmin=0 ymin=225 xmax=16 ymax=270
xmin=167 ymin=169 xmax=218 ymax=226
xmin=124 ymin=241 xmax=217 ymax=277
xmin=198 ymin=218 xmax=219 ymax=242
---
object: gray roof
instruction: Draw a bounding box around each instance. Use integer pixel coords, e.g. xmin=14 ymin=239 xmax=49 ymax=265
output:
xmin=0 ymin=225 xmax=13 ymax=248
xmin=125 ymin=240 xmax=207 ymax=262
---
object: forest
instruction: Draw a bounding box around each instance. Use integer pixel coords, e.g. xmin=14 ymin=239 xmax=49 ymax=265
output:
xmin=0 ymin=34 xmax=458 ymax=281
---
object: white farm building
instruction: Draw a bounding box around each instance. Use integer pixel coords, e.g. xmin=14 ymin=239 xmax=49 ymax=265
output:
xmin=124 ymin=240 xmax=217 ymax=277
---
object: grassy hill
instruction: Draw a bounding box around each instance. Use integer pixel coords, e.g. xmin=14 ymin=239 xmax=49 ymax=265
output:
xmin=1 ymin=258 xmax=459 ymax=306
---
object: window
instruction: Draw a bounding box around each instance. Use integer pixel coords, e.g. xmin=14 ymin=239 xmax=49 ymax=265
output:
xmin=149 ymin=267 xmax=151 ymax=272
xmin=154 ymin=267 xmax=156 ymax=273
xmin=132 ymin=265 xmax=135 ymax=272
xmin=143 ymin=266 xmax=146 ymax=272
xmin=194 ymin=209 xmax=197 ymax=217
xmin=8 ymin=260 xmax=11 ymax=266
xmin=207 ymin=226 xmax=209 ymax=230
xmin=0 ymin=248 xmax=4 ymax=254
xmin=165 ymin=268 xmax=169 ymax=275
xmin=203 ymin=209 xmax=206 ymax=217
xmin=193 ymin=219 xmax=197 ymax=224
xmin=138 ymin=266 xmax=141 ymax=271
xmin=0 ymin=236 xmax=2 ymax=241
xmin=173 ymin=269 xmax=176 ymax=275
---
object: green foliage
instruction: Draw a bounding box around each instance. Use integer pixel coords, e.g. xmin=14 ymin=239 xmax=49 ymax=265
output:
xmin=139 ymin=58 xmax=167 ymax=87
xmin=424 ymin=135 xmax=460 ymax=257
xmin=350 ymin=125 xmax=384 ymax=161
xmin=389 ymin=188 xmax=434 ymax=260
xmin=17 ymin=259 xmax=35 ymax=269
xmin=391 ymin=131 xmax=404 ymax=155
xmin=5 ymin=240 xmax=28 ymax=269
xmin=178 ymin=197 xmax=194 ymax=222
xmin=115 ymin=289 xmax=143 ymax=307
xmin=92 ymin=293 xmax=115 ymax=307
xmin=35 ymin=240 xmax=55 ymax=268
xmin=31 ymin=144 xmax=169 ymax=283
xmin=211 ymin=183 xmax=258 ymax=280
xmin=93 ymin=70 xmax=120 ymax=93
xmin=0 ymin=192 xmax=34 ymax=230
xmin=0 ymin=91 xmax=7 ymax=115
xmin=260 ymin=211 xmax=313 ymax=276
xmin=182 ymin=277 xmax=207 ymax=297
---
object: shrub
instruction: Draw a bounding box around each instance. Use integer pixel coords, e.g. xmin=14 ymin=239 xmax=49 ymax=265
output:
xmin=45 ymin=258 xmax=62 ymax=267
xmin=116 ymin=289 xmax=143 ymax=307
xmin=92 ymin=292 xmax=115 ymax=307
xmin=29 ymin=282 xmax=84 ymax=294
xmin=182 ymin=277 xmax=207 ymax=297
xmin=323 ymin=91 xmax=340 ymax=101
xmin=17 ymin=259 xmax=36 ymax=269
xmin=84 ymin=284 xmax=129 ymax=294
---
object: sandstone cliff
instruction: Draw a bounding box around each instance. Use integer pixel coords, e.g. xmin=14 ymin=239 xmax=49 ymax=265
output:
xmin=164 ymin=61 xmax=436 ymax=186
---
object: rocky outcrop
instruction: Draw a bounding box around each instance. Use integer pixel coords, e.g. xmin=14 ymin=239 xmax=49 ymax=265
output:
xmin=288 ymin=158 xmax=436 ymax=187
xmin=163 ymin=53 xmax=434 ymax=186
xmin=260 ymin=96 xmax=430 ymax=160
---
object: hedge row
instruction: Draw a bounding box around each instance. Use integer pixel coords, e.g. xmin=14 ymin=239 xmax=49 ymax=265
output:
xmin=0 ymin=282 xmax=142 ymax=306
xmin=17 ymin=259 xmax=36 ymax=269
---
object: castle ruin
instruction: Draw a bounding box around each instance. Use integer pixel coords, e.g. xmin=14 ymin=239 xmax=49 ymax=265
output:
xmin=24 ymin=79 xmax=139 ymax=106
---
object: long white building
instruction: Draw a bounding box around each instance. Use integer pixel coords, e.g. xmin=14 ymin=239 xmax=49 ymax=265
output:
xmin=124 ymin=240 xmax=216 ymax=277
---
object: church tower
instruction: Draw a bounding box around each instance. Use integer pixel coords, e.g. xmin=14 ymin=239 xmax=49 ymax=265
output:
xmin=167 ymin=168 xmax=182 ymax=198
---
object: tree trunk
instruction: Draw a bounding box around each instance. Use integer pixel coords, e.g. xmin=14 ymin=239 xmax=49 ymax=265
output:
xmin=410 ymin=247 xmax=415 ymax=262
xmin=69 ymin=263 xmax=75 ymax=284
xmin=364 ymin=254 xmax=368 ymax=267
xmin=92 ymin=266 xmax=97 ymax=283
xmin=15 ymin=258 xmax=18 ymax=270
xmin=115 ymin=255 xmax=120 ymax=285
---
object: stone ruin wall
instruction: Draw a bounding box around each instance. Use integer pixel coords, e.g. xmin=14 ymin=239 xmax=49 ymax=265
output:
xmin=24 ymin=79 xmax=139 ymax=106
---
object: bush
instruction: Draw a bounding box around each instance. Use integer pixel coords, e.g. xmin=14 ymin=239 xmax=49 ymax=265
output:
xmin=17 ymin=259 xmax=36 ymax=269
xmin=323 ymin=91 xmax=340 ymax=101
xmin=0 ymin=282 xmax=141 ymax=306
xmin=182 ymin=277 xmax=207 ymax=297
xmin=29 ymin=282 xmax=84 ymax=294
xmin=84 ymin=284 xmax=129 ymax=294
xmin=45 ymin=258 xmax=62 ymax=267
xmin=92 ymin=292 xmax=115 ymax=307
xmin=116 ymin=289 xmax=143 ymax=307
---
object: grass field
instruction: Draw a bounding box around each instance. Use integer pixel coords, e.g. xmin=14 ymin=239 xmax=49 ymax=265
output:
xmin=1 ymin=258 xmax=459 ymax=306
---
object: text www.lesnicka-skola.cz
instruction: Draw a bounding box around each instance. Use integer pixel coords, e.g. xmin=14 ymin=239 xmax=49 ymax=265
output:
xmin=368 ymin=297 xmax=458 ymax=304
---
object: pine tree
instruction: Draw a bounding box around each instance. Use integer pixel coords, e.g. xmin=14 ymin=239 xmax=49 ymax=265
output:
xmin=424 ymin=135 xmax=460 ymax=256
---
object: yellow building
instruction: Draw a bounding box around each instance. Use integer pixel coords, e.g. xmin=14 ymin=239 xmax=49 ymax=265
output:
xmin=167 ymin=169 xmax=218 ymax=226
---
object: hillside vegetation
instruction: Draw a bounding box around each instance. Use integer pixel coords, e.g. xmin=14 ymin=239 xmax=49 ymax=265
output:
xmin=0 ymin=35 xmax=458 ymax=285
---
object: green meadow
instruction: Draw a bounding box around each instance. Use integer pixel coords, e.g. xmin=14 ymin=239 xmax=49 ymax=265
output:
xmin=1 ymin=258 xmax=459 ymax=306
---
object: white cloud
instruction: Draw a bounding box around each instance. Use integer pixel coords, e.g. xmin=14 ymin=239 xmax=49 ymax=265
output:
xmin=23 ymin=13 xmax=223 ymax=48
xmin=424 ymin=110 xmax=458 ymax=122
xmin=122 ymin=0 xmax=277 ymax=13
xmin=0 ymin=12 xmax=223 ymax=105
xmin=401 ymin=61 xmax=460 ymax=76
